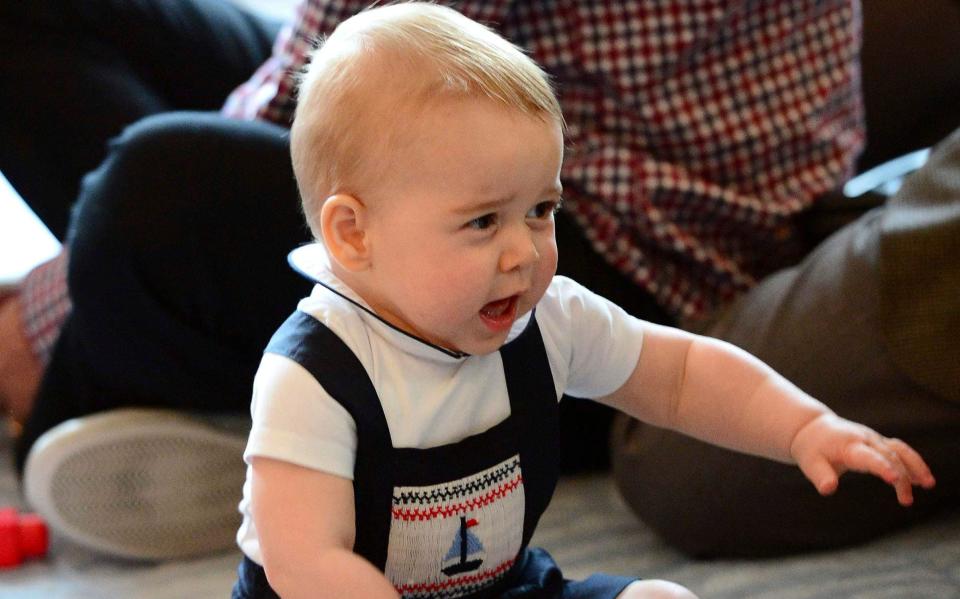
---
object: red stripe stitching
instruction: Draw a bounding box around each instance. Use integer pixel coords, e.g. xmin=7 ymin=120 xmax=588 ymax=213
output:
xmin=392 ymin=475 xmax=522 ymax=522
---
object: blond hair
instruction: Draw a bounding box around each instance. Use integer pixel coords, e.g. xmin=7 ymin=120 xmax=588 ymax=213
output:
xmin=290 ymin=1 xmax=563 ymax=238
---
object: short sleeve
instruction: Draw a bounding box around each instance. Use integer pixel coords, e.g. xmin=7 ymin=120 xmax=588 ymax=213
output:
xmin=537 ymin=276 xmax=645 ymax=399
xmin=244 ymin=353 xmax=357 ymax=480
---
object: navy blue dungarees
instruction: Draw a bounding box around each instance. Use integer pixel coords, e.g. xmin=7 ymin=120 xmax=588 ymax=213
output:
xmin=232 ymin=304 xmax=636 ymax=598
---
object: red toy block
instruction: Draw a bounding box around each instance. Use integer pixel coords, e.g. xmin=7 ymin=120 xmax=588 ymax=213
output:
xmin=0 ymin=508 xmax=22 ymax=568
xmin=0 ymin=507 xmax=50 ymax=568
xmin=18 ymin=513 xmax=49 ymax=560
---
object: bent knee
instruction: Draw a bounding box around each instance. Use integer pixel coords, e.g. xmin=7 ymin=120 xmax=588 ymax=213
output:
xmin=69 ymin=113 xmax=216 ymax=236
xmin=618 ymin=579 xmax=699 ymax=599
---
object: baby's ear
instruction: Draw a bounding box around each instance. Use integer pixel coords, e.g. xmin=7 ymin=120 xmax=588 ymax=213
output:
xmin=320 ymin=194 xmax=371 ymax=271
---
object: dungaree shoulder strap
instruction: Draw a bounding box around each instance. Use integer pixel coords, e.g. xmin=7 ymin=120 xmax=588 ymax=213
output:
xmin=499 ymin=315 xmax=561 ymax=549
xmin=264 ymin=310 xmax=394 ymax=569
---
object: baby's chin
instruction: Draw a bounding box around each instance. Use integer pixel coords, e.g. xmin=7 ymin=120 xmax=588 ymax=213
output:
xmin=464 ymin=310 xmax=536 ymax=355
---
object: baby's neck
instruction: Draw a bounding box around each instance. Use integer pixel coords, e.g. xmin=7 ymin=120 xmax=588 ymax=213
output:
xmin=328 ymin=260 xmax=370 ymax=302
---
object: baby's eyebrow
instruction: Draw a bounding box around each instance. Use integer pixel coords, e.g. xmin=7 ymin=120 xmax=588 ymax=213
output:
xmin=453 ymin=184 xmax=563 ymax=215
xmin=452 ymin=197 xmax=511 ymax=215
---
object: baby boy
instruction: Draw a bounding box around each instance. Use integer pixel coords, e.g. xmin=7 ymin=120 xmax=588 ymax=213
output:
xmin=231 ymin=4 xmax=934 ymax=598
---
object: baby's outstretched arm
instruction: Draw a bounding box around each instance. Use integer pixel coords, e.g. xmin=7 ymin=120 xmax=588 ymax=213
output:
xmin=600 ymin=321 xmax=935 ymax=503
xmin=251 ymin=457 xmax=400 ymax=599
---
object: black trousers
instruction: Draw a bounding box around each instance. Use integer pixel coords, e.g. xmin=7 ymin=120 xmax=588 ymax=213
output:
xmin=15 ymin=113 xmax=314 ymax=471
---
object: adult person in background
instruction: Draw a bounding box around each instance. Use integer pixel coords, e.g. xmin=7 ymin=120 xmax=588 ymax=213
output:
xmin=0 ymin=0 xmax=957 ymax=560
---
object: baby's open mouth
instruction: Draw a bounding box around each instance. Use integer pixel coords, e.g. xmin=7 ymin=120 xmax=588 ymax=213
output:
xmin=481 ymin=296 xmax=515 ymax=317
xmin=479 ymin=295 xmax=519 ymax=330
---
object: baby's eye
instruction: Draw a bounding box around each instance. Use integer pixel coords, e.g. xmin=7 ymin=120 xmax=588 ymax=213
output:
xmin=527 ymin=200 xmax=561 ymax=220
xmin=467 ymin=213 xmax=498 ymax=230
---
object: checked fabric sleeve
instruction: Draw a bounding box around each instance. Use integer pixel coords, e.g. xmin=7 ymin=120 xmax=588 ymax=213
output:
xmin=19 ymin=251 xmax=71 ymax=366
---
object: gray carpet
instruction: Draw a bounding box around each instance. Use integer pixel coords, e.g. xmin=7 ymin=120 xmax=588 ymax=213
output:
xmin=2 ymin=426 xmax=958 ymax=598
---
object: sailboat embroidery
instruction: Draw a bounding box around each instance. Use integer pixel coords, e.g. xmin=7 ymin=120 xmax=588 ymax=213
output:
xmin=441 ymin=516 xmax=484 ymax=576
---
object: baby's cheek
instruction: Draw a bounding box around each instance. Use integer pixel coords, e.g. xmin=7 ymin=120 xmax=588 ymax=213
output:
xmin=417 ymin=271 xmax=475 ymax=316
xmin=542 ymin=238 xmax=559 ymax=269
xmin=536 ymin=248 xmax=558 ymax=288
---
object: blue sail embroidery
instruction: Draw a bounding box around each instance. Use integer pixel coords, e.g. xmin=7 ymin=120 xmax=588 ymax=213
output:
xmin=441 ymin=516 xmax=484 ymax=576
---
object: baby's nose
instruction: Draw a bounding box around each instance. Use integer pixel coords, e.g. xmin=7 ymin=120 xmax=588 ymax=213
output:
xmin=499 ymin=228 xmax=539 ymax=272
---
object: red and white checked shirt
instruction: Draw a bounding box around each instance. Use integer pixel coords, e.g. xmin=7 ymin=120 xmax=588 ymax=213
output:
xmin=223 ymin=0 xmax=865 ymax=320
xmin=24 ymin=0 xmax=865 ymax=361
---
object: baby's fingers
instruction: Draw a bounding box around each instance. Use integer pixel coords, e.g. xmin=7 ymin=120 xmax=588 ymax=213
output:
xmin=798 ymin=455 xmax=839 ymax=497
xmin=886 ymin=438 xmax=936 ymax=489
xmin=844 ymin=443 xmax=914 ymax=506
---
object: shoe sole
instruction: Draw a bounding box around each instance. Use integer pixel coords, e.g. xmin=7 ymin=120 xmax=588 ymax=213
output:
xmin=23 ymin=408 xmax=248 ymax=560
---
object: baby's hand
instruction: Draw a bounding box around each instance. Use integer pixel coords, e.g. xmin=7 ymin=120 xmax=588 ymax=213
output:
xmin=789 ymin=413 xmax=936 ymax=505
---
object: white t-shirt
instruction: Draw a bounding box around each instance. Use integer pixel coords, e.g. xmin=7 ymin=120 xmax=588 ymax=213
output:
xmin=236 ymin=251 xmax=645 ymax=563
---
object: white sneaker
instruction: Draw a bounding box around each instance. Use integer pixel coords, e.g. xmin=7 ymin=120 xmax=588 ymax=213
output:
xmin=23 ymin=408 xmax=248 ymax=560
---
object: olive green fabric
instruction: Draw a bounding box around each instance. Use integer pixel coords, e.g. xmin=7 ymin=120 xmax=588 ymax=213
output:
xmin=880 ymin=127 xmax=960 ymax=404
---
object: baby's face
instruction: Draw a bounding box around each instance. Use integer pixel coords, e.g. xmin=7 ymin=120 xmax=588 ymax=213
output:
xmin=360 ymin=97 xmax=563 ymax=355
